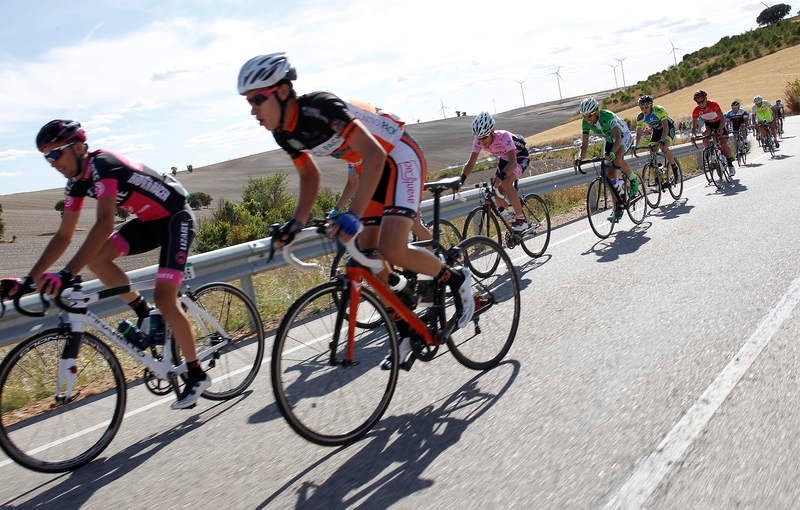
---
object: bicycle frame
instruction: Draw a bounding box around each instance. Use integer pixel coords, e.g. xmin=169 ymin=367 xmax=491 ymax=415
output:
xmin=474 ymin=183 xmax=515 ymax=231
xmin=31 ymin=277 xmax=232 ymax=401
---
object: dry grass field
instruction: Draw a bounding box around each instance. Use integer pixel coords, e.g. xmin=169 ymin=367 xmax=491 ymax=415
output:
xmin=527 ymin=44 xmax=800 ymax=146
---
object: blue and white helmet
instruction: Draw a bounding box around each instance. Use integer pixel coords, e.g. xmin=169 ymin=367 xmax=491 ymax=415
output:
xmin=237 ymin=52 xmax=297 ymax=95
xmin=472 ymin=111 xmax=495 ymax=137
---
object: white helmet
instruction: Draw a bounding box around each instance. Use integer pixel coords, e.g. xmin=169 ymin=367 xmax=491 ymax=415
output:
xmin=237 ymin=52 xmax=297 ymax=95
xmin=472 ymin=111 xmax=495 ymax=137
xmin=753 ymin=95 xmax=763 ymax=105
xmin=775 ymin=98 xmax=782 ymax=104
xmin=579 ymin=96 xmax=599 ymax=115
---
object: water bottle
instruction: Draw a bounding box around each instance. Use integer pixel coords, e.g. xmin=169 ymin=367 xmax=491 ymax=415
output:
xmin=388 ymin=272 xmax=416 ymax=309
xmin=147 ymin=308 xmax=165 ymax=346
xmin=117 ymin=320 xmax=145 ymax=349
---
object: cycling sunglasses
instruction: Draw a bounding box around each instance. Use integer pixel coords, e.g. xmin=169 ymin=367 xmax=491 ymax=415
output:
xmin=43 ymin=142 xmax=76 ymax=162
xmin=246 ymin=86 xmax=279 ymax=107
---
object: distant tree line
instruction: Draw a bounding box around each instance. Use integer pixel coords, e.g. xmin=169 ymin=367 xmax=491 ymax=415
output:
xmin=0 ymin=203 xmax=5 ymax=240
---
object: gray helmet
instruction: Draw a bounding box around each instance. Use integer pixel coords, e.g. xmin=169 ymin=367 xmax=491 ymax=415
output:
xmin=472 ymin=111 xmax=495 ymax=137
xmin=237 ymin=52 xmax=297 ymax=95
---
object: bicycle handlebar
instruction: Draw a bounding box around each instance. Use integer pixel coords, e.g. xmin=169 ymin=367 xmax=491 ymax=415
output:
xmin=281 ymin=224 xmax=383 ymax=272
xmin=0 ymin=279 xmax=52 ymax=318
xmin=575 ymin=157 xmax=616 ymax=175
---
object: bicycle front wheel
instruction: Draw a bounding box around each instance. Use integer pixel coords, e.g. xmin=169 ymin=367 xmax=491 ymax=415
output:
xmin=626 ymin=173 xmax=648 ymax=224
xmin=668 ymin=161 xmax=684 ymax=200
xmin=448 ymin=236 xmax=519 ymax=370
xmin=519 ymin=194 xmax=551 ymax=258
xmin=435 ymin=218 xmax=464 ymax=251
xmin=0 ymin=330 xmax=126 ymax=473
xmin=463 ymin=207 xmax=502 ymax=246
xmin=181 ymin=282 xmax=265 ymax=400
xmin=640 ymin=164 xmax=662 ymax=209
xmin=271 ymin=281 xmax=399 ymax=446
xmin=329 ymin=246 xmax=384 ymax=330
xmin=586 ymin=178 xmax=615 ymax=239
xmin=710 ymin=150 xmax=727 ymax=189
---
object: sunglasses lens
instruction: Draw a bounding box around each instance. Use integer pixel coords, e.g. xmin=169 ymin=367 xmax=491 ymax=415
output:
xmin=45 ymin=149 xmax=63 ymax=161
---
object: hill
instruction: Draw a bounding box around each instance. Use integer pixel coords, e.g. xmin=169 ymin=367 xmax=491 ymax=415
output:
xmin=529 ymin=43 xmax=800 ymax=147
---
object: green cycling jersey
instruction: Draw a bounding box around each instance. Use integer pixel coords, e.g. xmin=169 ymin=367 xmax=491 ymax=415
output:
xmin=582 ymin=109 xmax=630 ymax=142
xmin=752 ymin=102 xmax=774 ymax=122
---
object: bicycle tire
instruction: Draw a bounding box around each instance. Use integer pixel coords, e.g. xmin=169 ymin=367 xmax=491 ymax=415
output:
xmin=668 ymin=161 xmax=684 ymax=200
xmin=701 ymin=149 xmax=715 ymax=185
xmin=586 ymin=177 xmax=615 ymax=239
xmin=432 ymin=218 xmax=463 ymax=251
xmin=271 ymin=281 xmax=399 ymax=446
xmin=0 ymin=330 xmax=126 ymax=473
xmin=710 ymin=150 xmax=727 ymax=189
xmin=641 ymin=163 xmax=662 ymax=209
xmin=447 ymin=236 xmax=519 ymax=370
xmin=463 ymin=207 xmax=502 ymax=246
xmin=519 ymin=193 xmax=551 ymax=258
xmin=626 ymin=172 xmax=648 ymax=224
xmin=177 ymin=282 xmax=265 ymax=400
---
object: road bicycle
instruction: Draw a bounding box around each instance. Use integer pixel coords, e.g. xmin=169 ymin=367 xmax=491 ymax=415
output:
xmin=754 ymin=120 xmax=778 ymax=157
xmin=632 ymin=143 xmax=683 ymax=209
xmin=461 ymin=180 xmax=551 ymax=258
xmin=576 ymin=157 xmax=648 ymax=239
xmin=693 ymin=133 xmax=733 ymax=190
xmin=0 ymin=271 xmax=265 ymax=473
xmin=269 ymin=176 xmax=520 ymax=446
xmin=731 ymin=127 xmax=749 ymax=167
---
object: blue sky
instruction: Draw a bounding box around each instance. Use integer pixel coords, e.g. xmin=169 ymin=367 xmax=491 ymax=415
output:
xmin=0 ymin=0 xmax=767 ymax=195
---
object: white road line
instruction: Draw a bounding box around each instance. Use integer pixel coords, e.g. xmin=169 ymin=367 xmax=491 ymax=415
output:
xmin=603 ymin=274 xmax=800 ymax=509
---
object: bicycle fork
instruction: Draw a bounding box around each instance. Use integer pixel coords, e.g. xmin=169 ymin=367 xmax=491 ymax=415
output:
xmin=56 ymin=325 xmax=82 ymax=404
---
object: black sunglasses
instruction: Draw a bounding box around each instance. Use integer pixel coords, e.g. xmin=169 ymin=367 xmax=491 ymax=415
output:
xmin=44 ymin=142 xmax=75 ymax=162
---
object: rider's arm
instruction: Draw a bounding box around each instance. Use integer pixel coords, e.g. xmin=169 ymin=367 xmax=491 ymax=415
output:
xmin=334 ymin=170 xmax=359 ymax=211
xmin=343 ymin=119 xmax=387 ymax=218
xmin=29 ymin=208 xmax=81 ymax=282
xmin=293 ymin=157 xmax=322 ymax=225
xmin=608 ymin=127 xmax=622 ymax=157
xmin=461 ymin=151 xmax=480 ymax=181
xmin=690 ymin=118 xmax=698 ymax=137
xmin=577 ymin=134 xmax=589 ymax=161
xmin=61 ymin=194 xmax=117 ymax=276
xmin=500 ymin=149 xmax=517 ymax=173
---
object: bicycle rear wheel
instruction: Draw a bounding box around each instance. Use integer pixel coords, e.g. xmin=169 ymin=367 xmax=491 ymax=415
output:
xmin=640 ymin=163 xmax=662 ymax=209
xmin=668 ymin=161 xmax=684 ymax=200
xmin=586 ymin=178 xmax=615 ymax=239
xmin=0 ymin=330 xmax=126 ymax=473
xmin=271 ymin=281 xmax=399 ymax=446
xmin=448 ymin=236 xmax=519 ymax=370
xmin=462 ymin=207 xmax=502 ymax=246
xmin=519 ymin=193 xmax=551 ymax=258
xmin=180 ymin=282 xmax=265 ymax=400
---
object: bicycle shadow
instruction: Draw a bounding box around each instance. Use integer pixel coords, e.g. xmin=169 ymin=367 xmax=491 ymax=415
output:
xmin=517 ymin=253 xmax=553 ymax=280
xmin=582 ymin=224 xmax=651 ymax=263
xmin=648 ymin=198 xmax=694 ymax=221
xmin=2 ymin=393 xmax=252 ymax=509
xmin=257 ymin=360 xmax=520 ymax=510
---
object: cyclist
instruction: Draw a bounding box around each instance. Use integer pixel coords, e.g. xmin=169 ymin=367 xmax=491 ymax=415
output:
xmin=237 ymin=52 xmax=473 ymax=370
xmin=774 ymin=98 xmax=785 ymax=134
xmin=690 ymin=90 xmax=736 ymax=174
xmin=750 ymin=95 xmax=780 ymax=149
xmin=726 ymin=100 xmax=750 ymax=160
xmin=3 ymin=120 xmax=210 ymax=410
xmin=634 ymin=95 xmax=680 ymax=185
xmin=573 ymin=96 xmax=639 ymax=223
xmin=458 ymin=112 xmax=531 ymax=231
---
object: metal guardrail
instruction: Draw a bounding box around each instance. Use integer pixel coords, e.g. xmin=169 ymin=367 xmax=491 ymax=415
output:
xmin=0 ymin=143 xmax=701 ymax=345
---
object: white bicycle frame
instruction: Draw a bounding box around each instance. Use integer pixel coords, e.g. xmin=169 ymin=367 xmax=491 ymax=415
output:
xmin=52 ymin=276 xmax=231 ymax=402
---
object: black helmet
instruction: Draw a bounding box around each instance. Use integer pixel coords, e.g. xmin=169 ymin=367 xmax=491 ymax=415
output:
xmin=638 ymin=95 xmax=653 ymax=106
xmin=36 ymin=120 xmax=86 ymax=150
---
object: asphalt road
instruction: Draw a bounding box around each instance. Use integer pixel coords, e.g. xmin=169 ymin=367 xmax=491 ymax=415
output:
xmin=1 ymin=119 xmax=799 ymax=509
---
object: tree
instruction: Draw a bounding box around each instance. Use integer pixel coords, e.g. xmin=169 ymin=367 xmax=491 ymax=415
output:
xmin=0 ymin=203 xmax=5 ymax=239
xmin=187 ymin=191 xmax=213 ymax=210
xmin=757 ymin=4 xmax=791 ymax=26
xmin=55 ymin=199 xmax=65 ymax=218
xmin=116 ymin=208 xmax=130 ymax=221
